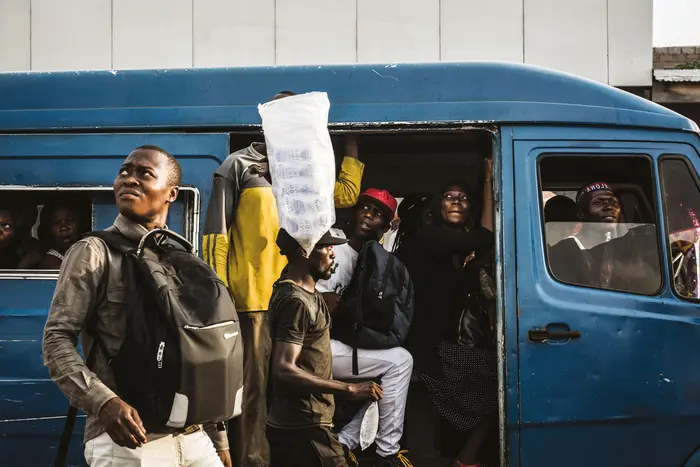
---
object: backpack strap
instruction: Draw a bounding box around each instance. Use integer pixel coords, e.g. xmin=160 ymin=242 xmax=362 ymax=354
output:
xmin=351 ymin=242 xmax=376 ymax=376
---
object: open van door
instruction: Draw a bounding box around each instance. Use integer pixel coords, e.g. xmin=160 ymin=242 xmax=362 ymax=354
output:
xmin=513 ymin=128 xmax=700 ymax=467
xmin=0 ymin=133 xmax=229 ymax=466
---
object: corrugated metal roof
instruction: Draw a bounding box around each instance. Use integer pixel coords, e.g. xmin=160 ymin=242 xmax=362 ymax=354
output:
xmin=654 ymin=69 xmax=700 ymax=82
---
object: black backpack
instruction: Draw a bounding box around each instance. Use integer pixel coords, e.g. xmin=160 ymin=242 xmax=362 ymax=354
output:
xmin=93 ymin=228 xmax=244 ymax=429
xmin=55 ymin=228 xmax=244 ymax=466
xmin=332 ymin=240 xmax=414 ymax=374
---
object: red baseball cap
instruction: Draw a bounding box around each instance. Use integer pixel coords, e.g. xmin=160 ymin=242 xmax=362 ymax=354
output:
xmin=358 ymin=188 xmax=398 ymax=221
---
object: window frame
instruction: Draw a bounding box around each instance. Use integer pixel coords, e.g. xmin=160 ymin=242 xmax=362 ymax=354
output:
xmin=0 ymin=185 xmax=200 ymax=280
xmin=658 ymin=154 xmax=700 ymax=302
xmin=537 ymin=152 xmax=665 ymax=297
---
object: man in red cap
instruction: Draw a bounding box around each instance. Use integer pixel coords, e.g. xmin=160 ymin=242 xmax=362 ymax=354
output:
xmin=317 ymin=189 xmax=414 ymax=467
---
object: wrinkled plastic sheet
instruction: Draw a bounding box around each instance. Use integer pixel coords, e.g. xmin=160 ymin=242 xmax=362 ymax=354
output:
xmin=259 ymin=92 xmax=336 ymax=255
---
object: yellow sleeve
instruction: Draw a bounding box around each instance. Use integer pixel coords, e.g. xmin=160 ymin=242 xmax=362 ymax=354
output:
xmin=203 ymin=233 xmax=230 ymax=283
xmin=334 ymin=157 xmax=365 ymax=208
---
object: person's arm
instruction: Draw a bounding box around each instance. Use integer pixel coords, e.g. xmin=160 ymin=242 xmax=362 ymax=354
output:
xmin=481 ymin=158 xmax=494 ymax=232
xmin=271 ymin=342 xmax=380 ymax=398
xmin=270 ymin=298 xmax=381 ymax=399
xmin=43 ymin=239 xmax=148 ymax=449
xmin=42 ymin=240 xmax=115 ymax=416
xmin=203 ymin=423 xmax=230 ymax=463
xmin=334 ymin=135 xmax=365 ymax=208
xmin=202 ymin=158 xmax=240 ymax=283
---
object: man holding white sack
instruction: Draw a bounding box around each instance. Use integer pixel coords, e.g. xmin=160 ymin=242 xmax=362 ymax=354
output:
xmin=202 ymin=91 xmax=365 ymax=467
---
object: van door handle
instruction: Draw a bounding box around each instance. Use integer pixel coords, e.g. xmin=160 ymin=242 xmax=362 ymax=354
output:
xmin=528 ymin=325 xmax=581 ymax=342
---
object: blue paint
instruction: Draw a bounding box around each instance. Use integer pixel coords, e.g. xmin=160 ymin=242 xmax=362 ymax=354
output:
xmin=0 ymin=63 xmax=699 ymax=466
xmin=0 ymin=62 xmax=694 ymax=131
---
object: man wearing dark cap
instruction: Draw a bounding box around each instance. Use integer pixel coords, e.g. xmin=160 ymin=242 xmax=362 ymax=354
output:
xmin=549 ymin=182 xmax=622 ymax=288
xmin=570 ymin=182 xmax=622 ymax=249
xmin=316 ymin=189 xmax=414 ymax=467
xmin=266 ymin=229 xmax=383 ymax=467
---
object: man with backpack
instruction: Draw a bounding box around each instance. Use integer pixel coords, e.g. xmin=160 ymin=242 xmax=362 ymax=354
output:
xmin=316 ymin=189 xmax=414 ymax=467
xmin=267 ymin=228 xmax=383 ymax=467
xmin=43 ymin=145 xmax=239 ymax=467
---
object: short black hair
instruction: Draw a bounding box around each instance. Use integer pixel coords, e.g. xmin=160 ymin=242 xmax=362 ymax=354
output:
xmin=134 ymin=145 xmax=182 ymax=187
xmin=273 ymin=90 xmax=296 ymax=100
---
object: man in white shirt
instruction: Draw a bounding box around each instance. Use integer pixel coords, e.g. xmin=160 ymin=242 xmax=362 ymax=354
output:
xmin=317 ymin=189 xmax=413 ymax=467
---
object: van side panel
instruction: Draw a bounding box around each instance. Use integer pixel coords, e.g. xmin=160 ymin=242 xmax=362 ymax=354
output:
xmin=513 ymin=125 xmax=700 ymax=467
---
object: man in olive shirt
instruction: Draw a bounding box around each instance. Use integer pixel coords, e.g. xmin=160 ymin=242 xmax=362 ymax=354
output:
xmin=267 ymin=229 xmax=382 ymax=467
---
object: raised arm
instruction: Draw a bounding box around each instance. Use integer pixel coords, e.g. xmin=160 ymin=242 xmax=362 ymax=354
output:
xmin=481 ymin=157 xmax=494 ymax=232
xmin=334 ymin=135 xmax=365 ymax=208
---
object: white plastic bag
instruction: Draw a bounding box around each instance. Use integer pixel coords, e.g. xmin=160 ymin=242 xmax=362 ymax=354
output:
xmin=359 ymin=401 xmax=379 ymax=451
xmin=258 ymin=92 xmax=336 ymax=256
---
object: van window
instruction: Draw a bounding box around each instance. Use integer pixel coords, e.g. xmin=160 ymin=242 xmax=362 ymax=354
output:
xmin=540 ymin=155 xmax=662 ymax=295
xmin=0 ymin=187 xmax=200 ymax=276
xmin=660 ymin=157 xmax=700 ymax=300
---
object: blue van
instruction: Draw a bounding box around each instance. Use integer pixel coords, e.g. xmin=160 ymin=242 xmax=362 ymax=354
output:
xmin=1 ymin=62 xmax=700 ymax=467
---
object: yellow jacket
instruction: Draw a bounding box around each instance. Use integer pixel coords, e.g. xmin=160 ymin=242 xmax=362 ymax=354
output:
xmin=202 ymin=143 xmax=364 ymax=312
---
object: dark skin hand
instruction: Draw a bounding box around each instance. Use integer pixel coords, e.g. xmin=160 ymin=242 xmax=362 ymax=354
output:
xmin=271 ymin=341 xmax=383 ymax=400
xmin=99 ymin=397 xmax=148 ymax=448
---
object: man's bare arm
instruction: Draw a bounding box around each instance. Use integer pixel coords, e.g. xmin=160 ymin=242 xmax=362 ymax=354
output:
xmin=270 ymin=341 xmax=382 ymax=400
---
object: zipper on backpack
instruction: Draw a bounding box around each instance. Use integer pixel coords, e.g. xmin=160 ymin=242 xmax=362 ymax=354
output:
xmin=183 ymin=321 xmax=235 ymax=330
xmin=156 ymin=341 xmax=165 ymax=369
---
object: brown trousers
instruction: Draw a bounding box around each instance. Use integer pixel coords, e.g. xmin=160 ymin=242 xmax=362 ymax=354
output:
xmin=229 ymin=312 xmax=272 ymax=467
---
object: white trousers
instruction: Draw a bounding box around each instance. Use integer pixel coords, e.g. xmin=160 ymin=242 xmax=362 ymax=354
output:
xmin=84 ymin=431 xmax=224 ymax=467
xmin=331 ymin=339 xmax=413 ymax=457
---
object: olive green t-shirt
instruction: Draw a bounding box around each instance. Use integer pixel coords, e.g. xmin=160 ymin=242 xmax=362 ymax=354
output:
xmin=267 ymin=280 xmax=334 ymax=429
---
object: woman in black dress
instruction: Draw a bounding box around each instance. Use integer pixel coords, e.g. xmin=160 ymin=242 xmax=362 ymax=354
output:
xmin=396 ymin=158 xmax=496 ymax=467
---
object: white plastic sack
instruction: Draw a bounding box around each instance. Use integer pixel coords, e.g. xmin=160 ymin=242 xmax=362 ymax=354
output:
xmin=359 ymin=401 xmax=379 ymax=451
xmin=258 ymin=92 xmax=336 ymax=256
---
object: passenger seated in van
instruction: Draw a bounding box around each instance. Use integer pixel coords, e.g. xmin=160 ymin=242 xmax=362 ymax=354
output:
xmin=548 ymin=182 xmax=660 ymax=293
xmin=543 ymin=194 xmax=578 ymax=246
xmin=0 ymin=206 xmax=20 ymax=269
xmin=395 ymin=159 xmax=497 ymax=467
xmin=549 ymin=183 xmax=621 ymax=288
xmin=316 ymin=189 xmax=414 ymax=467
xmin=0 ymin=202 xmax=40 ymax=269
xmin=34 ymin=196 xmax=91 ymax=269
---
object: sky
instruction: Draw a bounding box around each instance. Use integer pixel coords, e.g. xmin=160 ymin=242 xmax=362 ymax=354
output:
xmin=654 ymin=0 xmax=700 ymax=46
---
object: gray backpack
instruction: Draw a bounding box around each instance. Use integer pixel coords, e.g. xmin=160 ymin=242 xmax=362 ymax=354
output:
xmin=89 ymin=228 xmax=244 ymax=430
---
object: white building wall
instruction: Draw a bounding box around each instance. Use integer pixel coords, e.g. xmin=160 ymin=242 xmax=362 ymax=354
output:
xmin=0 ymin=0 xmax=653 ymax=86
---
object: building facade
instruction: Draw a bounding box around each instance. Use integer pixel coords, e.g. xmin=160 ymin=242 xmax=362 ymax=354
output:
xmin=0 ymin=0 xmax=652 ymax=87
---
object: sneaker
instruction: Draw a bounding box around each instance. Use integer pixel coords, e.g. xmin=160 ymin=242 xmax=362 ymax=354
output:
xmin=372 ymin=450 xmax=414 ymax=467
xmin=343 ymin=444 xmax=359 ymax=467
